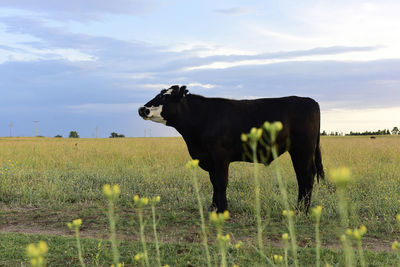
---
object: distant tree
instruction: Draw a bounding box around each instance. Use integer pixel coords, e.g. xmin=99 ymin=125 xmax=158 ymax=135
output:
xmin=109 ymin=132 xmax=125 ymax=138
xmin=54 ymin=135 xmax=62 ymax=138
xmin=347 ymin=129 xmax=392 ymax=136
xmin=321 ymin=130 xmax=327 ymax=136
xmin=392 ymin=127 xmax=399 ymax=135
xmin=69 ymin=131 xmax=79 ymax=138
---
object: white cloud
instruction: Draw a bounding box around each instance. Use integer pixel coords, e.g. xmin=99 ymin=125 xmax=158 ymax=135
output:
xmin=236 ymin=2 xmax=400 ymax=60
xmin=214 ymin=7 xmax=251 ymax=15
xmin=183 ymin=48 xmax=382 ymax=71
xmin=0 ymin=46 xmax=96 ymax=63
xmin=46 ymin=48 xmax=96 ymax=61
xmin=250 ymin=25 xmax=319 ymax=44
xmin=140 ymin=82 xmax=216 ymax=92
xmin=0 ymin=0 xmax=162 ymax=21
xmin=291 ymin=1 xmax=400 ymax=53
xmin=163 ymin=41 xmax=256 ymax=58
xmin=187 ymin=82 xmax=216 ymax=89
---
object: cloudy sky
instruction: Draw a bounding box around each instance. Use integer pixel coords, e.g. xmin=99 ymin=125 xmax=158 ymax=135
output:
xmin=1 ymin=0 xmax=399 ymax=137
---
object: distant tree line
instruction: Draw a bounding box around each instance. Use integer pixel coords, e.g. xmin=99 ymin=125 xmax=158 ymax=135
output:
xmin=321 ymin=127 xmax=400 ymax=136
xmin=53 ymin=131 xmax=126 ymax=138
xmin=109 ymin=132 xmax=125 ymax=138
xmin=69 ymin=131 xmax=79 ymax=138
xmin=321 ymin=131 xmax=343 ymax=136
xmin=55 ymin=127 xmax=400 ymax=138
xmin=346 ymin=129 xmax=391 ymax=136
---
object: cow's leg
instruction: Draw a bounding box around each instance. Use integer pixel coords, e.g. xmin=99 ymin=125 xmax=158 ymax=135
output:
xmin=209 ymin=161 xmax=229 ymax=213
xmin=289 ymin=144 xmax=316 ymax=213
xmin=208 ymin=172 xmax=218 ymax=211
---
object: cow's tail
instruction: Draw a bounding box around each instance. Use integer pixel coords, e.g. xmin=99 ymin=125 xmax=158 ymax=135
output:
xmin=315 ymin=135 xmax=324 ymax=182
xmin=315 ymin=111 xmax=325 ymax=183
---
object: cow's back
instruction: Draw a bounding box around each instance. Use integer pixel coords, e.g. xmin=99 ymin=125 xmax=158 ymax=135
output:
xmin=181 ymin=95 xmax=320 ymax=164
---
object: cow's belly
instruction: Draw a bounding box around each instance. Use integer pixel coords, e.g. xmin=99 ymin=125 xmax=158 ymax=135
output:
xmin=184 ymin=144 xmax=212 ymax=172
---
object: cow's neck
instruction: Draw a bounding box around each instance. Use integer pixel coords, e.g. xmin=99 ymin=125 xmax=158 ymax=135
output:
xmin=170 ymin=94 xmax=208 ymax=139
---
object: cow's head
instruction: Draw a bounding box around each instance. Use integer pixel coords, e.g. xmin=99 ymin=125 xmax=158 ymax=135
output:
xmin=138 ymin=85 xmax=188 ymax=125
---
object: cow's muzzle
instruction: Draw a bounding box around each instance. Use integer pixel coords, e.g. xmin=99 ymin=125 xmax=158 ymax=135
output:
xmin=138 ymin=106 xmax=150 ymax=118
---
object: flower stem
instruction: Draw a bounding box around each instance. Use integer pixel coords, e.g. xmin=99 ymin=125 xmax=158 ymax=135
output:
xmin=251 ymin=145 xmax=264 ymax=256
xmin=284 ymin=247 xmax=288 ymax=267
xmin=271 ymin=145 xmax=298 ymax=267
xmin=74 ymin=228 xmax=86 ymax=267
xmin=191 ymin=170 xmax=212 ymax=267
xmin=357 ymin=241 xmax=365 ymax=267
xmin=217 ymin=227 xmax=227 ymax=267
xmin=107 ymin=200 xmax=120 ymax=265
xmin=337 ymin=187 xmax=354 ymax=267
xmin=315 ymin=217 xmax=320 ymax=267
xmin=151 ymin=205 xmax=161 ymax=267
xmin=138 ymin=209 xmax=150 ymax=267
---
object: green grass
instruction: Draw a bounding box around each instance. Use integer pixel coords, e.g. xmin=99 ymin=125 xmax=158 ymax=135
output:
xmin=1 ymin=136 xmax=400 ymax=265
xmin=1 ymin=232 xmax=397 ymax=266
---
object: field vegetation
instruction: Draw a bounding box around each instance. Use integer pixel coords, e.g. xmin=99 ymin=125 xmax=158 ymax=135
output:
xmin=0 ymin=135 xmax=400 ymax=266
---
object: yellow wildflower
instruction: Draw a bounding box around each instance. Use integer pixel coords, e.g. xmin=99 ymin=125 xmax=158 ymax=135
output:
xmin=134 ymin=253 xmax=144 ymax=261
xmin=26 ymin=241 xmax=48 ymax=267
xmin=282 ymin=233 xmax=290 ymax=241
xmin=312 ymin=205 xmax=322 ymax=220
xmin=223 ymin=210 xmax=230 ymax=220
xmin=210 ymin=211 xmax=218 ymax=223
xmin=68 ymin=218 xmax=82 ymax=230
xmin=392 ymin=241 xmax=400 ymax=251
xmin=112 ymin=184 xmax=120 ymax=196
xmin=240 ymin=133 xmax=248 ymax=142
xmin=103 ymin=184 xmax=120 ymax=200
xmin=234 ymin=241 xmax=243 ymax=249
xmin=103 ymin=184 xmax=113 ymax=198
xmin=209 ymin=210 xmax=230 ymax=225
xmin=185 ymin=159 xmax=199 ymax=169
xmin=346 ymin=229 xmax=353 ymax=236
xmin=282 ymin=210 xmax=295 ymax=218
xmin=340 ymin=234 xmax=346 ymax=242
xmin=360 ymin=225 xmax=367 ymax=235
xmin=329 ymin=167 xmax=352 ymax=187
xmin=272 ymin=254 xmax=283 ymax=264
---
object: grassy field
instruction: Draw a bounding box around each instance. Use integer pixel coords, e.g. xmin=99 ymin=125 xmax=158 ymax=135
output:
xmin=0 ymin=136 xmax=400 ymax=266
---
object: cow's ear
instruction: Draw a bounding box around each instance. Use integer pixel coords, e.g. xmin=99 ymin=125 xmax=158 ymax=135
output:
xmin=170 ymin=85 xmax=180 ymax=91
xmin=179 ymin=85 xmax=188 ymax=97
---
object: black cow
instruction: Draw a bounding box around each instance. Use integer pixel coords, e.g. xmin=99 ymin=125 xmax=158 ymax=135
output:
xmin=139 ymin=85 xmax=324 ymax=213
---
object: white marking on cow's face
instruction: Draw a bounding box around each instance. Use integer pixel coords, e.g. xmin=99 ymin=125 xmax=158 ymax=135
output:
xmin=146 ymin=105 xmax=166 ymax=124
xmin=163 ymin=89 xmax=173 ymax=95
